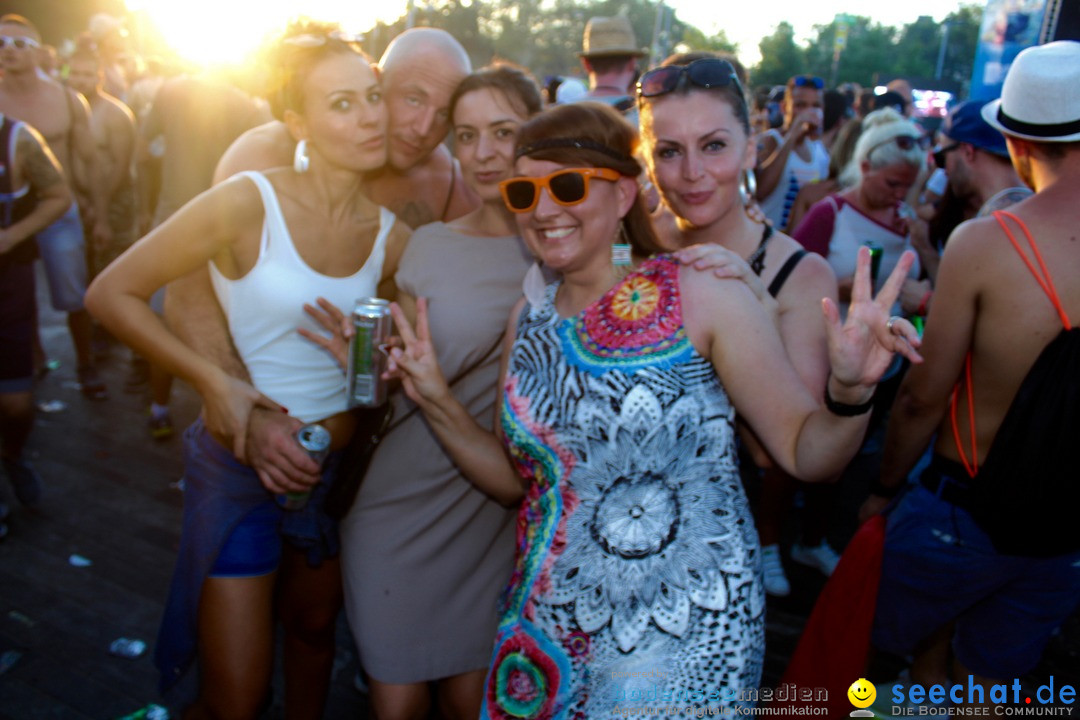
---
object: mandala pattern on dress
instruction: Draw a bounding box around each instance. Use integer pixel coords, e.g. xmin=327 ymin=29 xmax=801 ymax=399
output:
xmin=485 ymin=620 xmax=570 ymax=720
xmin=560 ymin=256 xmax=692 ymax=375
xmin=540 ymin=386 xmax=746 ymax=653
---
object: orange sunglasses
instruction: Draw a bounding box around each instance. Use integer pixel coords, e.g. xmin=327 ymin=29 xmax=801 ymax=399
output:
xmin=499 ymin=167 xmax=622 ymax=213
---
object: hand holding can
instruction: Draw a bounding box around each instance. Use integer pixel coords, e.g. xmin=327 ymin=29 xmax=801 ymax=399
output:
xmin=277 ymin=423 xmax=330 ymax=510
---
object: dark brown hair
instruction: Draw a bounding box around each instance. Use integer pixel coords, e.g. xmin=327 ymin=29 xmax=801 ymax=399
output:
xmin=266 ymin=20 xmax=374 ymax=119
xmin=515 ymin=102 xmax=662 ymax=258
xmin=645 ymin=51 xmax=750 ymax=135
xmin=449 ymin=62 xmax=543 ymax=125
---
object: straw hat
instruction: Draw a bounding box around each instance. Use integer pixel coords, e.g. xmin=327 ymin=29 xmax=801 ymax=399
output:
xmin=981 ymin=41 xmax=1080 ymax=143
xmin=579 ymin=16 xmax=647 ymax=59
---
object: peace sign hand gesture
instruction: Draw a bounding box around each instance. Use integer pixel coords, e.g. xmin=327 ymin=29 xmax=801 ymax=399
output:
xmin=385 ymin=298 xmax=451 ymax=408
xmin=823 ymin=246 xmax=923 ymax=392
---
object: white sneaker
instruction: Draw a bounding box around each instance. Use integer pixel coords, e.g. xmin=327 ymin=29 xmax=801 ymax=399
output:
xmin=761 ymin=544 xmax=791 ymax=597
xmin=791 ymin=541 xmax=841 ymax=576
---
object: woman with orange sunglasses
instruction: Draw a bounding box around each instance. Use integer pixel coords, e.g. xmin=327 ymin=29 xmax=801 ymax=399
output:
xmin=380 ymin=101 xmax=921 ymax=716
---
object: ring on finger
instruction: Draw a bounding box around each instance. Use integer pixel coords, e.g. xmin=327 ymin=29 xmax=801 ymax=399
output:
xmin=886 ymin=315 xmax=903 ymax=333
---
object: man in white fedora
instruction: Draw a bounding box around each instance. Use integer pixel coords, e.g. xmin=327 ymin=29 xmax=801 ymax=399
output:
xmin=577 ymin=16 xmax=646 ymax=116
xmin=862 ymin=40 xmax=1080 ymax=696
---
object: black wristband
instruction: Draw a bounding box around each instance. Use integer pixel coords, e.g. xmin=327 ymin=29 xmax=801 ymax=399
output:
xmin=869 ymin=478 xmax=901 ymax=498
xmin=824 ymin=382 xmax=874 ymax=416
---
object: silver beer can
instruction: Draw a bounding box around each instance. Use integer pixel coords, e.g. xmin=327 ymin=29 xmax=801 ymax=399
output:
xmin=278 ymin=423 xmax=331 ymax=510
xmin=347 ymin=297 xmax=392 ymax=408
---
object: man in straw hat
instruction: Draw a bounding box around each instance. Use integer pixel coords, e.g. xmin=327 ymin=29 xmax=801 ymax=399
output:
xmin=577 ymin=16 xmax=646 ymax=115
xmin=862 ymin=41 xmax=1080 ymax=695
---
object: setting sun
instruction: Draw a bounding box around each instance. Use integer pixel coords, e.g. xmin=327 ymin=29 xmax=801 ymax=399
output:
xmin=123 ymin=0 xmax=404 ymax=67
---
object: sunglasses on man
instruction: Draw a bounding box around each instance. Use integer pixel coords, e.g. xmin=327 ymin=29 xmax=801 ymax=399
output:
xmin=499 ymin=167 xmax=621 ymax=213
xmin=933 ymin=143 xmax=962 ymax=169
xmin=636 ymin=58 xmax=742 ymax=100
xmin=0 ymin=36 xmax=40 ymax=50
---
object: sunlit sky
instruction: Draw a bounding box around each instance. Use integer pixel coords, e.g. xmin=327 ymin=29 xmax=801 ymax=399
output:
xmin=123 ymin=0 xmax=972 ymax=68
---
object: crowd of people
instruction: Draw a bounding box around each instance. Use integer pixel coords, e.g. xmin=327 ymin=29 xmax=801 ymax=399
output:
xmin=1 ymin=8 xmax=1078 ymax=719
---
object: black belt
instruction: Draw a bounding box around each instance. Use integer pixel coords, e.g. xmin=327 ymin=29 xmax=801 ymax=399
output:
xmin=918 ymin=455 xmax=974 ymax=508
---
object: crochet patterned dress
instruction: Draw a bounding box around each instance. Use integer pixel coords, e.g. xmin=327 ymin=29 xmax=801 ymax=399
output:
xmin=483 ymin=255 xmax=765 ymax=719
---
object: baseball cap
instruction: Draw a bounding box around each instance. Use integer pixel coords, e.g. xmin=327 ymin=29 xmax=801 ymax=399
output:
xmin=943 ymin=101 xmax=1009 ymax=157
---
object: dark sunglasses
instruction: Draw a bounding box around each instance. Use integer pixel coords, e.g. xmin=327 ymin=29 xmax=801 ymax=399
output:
xmin=793 ymin=75 xmax=824 ymax=89
xmin=499 ymin=167 xmax=621 ymax=213
xmin=866 ymin=134 xmax=922 ymax=160
xmin=0 ymin=35 xmax=39 ymax=50
xmin=933 ymin=143 xmax=962 ymax=169
xmin=636 ymin=58 xmax=742 ymax=100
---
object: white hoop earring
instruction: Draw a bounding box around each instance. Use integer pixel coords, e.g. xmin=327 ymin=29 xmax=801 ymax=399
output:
xmin=739 ymin=169 xmax=757 ymax=207
xmin=293 ymin=139 xmax=309 ymax=174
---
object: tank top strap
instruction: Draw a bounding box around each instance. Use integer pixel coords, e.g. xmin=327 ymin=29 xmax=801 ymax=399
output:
xmin=992 ymin=210 xmax=1072 ymax=329
xmin=237 ymin=170 xmax=288 ymax=260
xmin=361 ymin=206 xmax=396 ymax=283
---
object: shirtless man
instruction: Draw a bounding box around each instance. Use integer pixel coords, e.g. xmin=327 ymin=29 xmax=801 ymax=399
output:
xmin=863 ymin=41 xmax=1080 ymax=698
xmin=0 ymin=14 xmax=109 ymax=398
xmin=168 ymin=27 xmax=475 ymax=484
xmin=66 ymin=48 xmax=138 ymax=278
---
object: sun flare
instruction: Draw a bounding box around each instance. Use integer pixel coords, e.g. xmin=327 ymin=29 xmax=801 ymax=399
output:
xmin=124 ymin=0 xmax=403 ymax=67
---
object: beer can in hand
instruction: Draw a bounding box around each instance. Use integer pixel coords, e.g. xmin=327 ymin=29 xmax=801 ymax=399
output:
xmin=347 ymin=297 xmax=392 ymax=408
xmin=277 ymin=423 xmax=331 ymax=511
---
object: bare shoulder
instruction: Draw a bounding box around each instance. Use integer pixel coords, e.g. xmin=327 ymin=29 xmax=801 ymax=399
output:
xmin=103 ymin=93 xmax=136 ymax=126
xmin=214 ymin=121 xmax=293 ymax=184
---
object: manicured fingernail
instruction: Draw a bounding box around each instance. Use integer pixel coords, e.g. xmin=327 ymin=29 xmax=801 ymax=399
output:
xmin=281 ymin=406 xmax=289 ymax=414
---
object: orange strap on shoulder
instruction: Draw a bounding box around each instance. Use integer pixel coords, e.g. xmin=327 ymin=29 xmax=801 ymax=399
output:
xmin=993 ymin=211 xmax=1072 ymax=329
xmin=947 ymin=211 xmax=1072 ymax=479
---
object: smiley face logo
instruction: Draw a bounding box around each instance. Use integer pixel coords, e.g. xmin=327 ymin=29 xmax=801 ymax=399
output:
xmin=847 ymin=678 xmax=876 ymax=709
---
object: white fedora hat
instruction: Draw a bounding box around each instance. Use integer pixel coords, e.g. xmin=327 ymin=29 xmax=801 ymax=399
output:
xmin=982 ymin=41 xmax=1080 ymax=143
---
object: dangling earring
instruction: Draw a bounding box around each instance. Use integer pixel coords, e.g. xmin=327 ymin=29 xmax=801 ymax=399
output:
xmin=738 ymin=169 xmax=757 ymax=207
xmin=612 ymin=221 xmax=632 ymax=267
xmin=293 ymin=139 xmax=309 ymax=174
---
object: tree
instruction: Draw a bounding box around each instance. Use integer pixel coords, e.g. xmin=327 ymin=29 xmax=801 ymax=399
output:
xmin=755 ymin=22 xmax=804 ymax=87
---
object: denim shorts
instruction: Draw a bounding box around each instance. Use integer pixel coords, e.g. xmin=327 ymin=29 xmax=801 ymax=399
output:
xmin=183 ymin=419 xmax=342 ymax=578
xmin=36 ymin=204 xmax=87 ymax=312
xmin=873 ymin=458 xmax=1080 ymax=678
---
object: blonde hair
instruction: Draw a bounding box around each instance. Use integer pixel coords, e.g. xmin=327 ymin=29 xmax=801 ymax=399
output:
xmin=841 ymin=107 xmax=926 ymax=187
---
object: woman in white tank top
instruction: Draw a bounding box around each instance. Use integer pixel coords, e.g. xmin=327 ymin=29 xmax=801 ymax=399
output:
xmin=86 ymin=25 xmax=409 ymax=717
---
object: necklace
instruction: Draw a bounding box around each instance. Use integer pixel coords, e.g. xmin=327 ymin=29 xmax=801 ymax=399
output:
xmin=744 ymin=223 xmax=775 ymax=275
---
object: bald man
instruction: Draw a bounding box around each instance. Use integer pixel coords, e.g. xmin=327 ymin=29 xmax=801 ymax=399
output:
xmin=213 ymin=27 xmax=477 ymax=227
xmin=165 ymin=27 xmax=478 ymax=484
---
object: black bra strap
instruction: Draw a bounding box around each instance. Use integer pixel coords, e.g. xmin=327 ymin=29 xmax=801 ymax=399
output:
xmin=767 ymin=249 xmax=807 ymax=298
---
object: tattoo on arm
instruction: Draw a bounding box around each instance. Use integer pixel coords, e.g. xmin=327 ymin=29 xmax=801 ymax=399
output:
xmin=17 ymin=127 xmax=65 ymax=194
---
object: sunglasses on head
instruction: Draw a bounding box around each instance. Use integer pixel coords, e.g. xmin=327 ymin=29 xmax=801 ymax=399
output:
xmin=793 ymin=75 xmax=824 ymax=89
xmin=0 ymin=35 xmax=39 ymax=50
xmin=933 ymin=143 xmax=962 ymax=169
xmin=636 ymin=58 xmax=742 ymax=100
xmin=867 ymin=134 xmax=922 ymax=160
xmin=499 ymin=167 xmax=621 ymax=213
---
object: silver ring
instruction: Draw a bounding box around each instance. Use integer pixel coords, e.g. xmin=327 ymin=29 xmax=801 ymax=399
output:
xmin=887 ymin=316 xmax=902 ymax=333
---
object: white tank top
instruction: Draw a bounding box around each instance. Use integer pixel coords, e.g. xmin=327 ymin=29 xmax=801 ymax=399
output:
xmin=209 ymin=171 xmax=395 ymax=423
xmin=759 ymin=129 xmax=830 ymax=230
